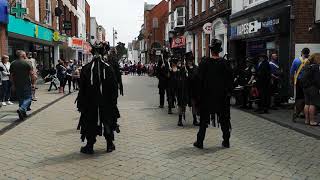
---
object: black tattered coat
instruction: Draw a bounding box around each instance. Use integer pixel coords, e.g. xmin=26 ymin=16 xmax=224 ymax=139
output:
xmin=77 ymin=57 xmax=120 ymax=141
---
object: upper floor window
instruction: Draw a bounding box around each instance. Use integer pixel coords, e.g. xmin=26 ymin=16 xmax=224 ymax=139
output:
xmin=245 ymin=0 xmax=268 ymax=8
xmin=175 ymin=7 xmax=185 ymax=27
xmin=169 ymin=0 xmax=172 ymax=12
xmin=16 ymin=0 xmax=27 ymax=7
xmin=188 ymin=0 xmax=192 ymax=19
xmin=201 ymin=0 xmax=206 ymax=12
xmin=45 ymin=0 xmax=52 ymax=25
xmin=195 ymin=0 xmax=199 ymax=16
xmin=210 ymin=0 xmax=215 ymax=7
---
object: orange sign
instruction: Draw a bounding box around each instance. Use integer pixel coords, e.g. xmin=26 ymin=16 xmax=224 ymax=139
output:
xmin=71 ymin=38 xmax=84 ymax=49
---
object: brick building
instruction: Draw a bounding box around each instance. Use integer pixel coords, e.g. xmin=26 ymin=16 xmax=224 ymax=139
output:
xmin=186 ymin=0 xmax=230 ymax=64
xmin=85 ymin=0 xmax=90 ymax=42
xmin=144 ymin=0 xmax=168 ymax=63
xmin=229 ymin=0 xmax=320 ymax=99
xmin=166 ymin=0 xmax=186 ymax=56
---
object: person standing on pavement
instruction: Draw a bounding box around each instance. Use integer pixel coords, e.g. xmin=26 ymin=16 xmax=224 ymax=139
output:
xmin=269 ymin=52 xmax=281 ymax=109
xmin=10 ymin=50 xmax=37 ymax=120
xmin=77 ymin=42 xmax=119 ymax=154
xmin=156 ymin=51 xmax=169 ymax=109
xmin=107 ymin=47 xmax=124 ymax=96
xmin=291 ymin=48 xmax=310 ymax=122
xmin=167 ymin=58 xmax=179 ymax=115
xmin=301 ymin=53 xmax=320 ymax=126
xmin=256 ymin=54 xmax=272 ymax=114
xmin=65 ymin=60 xmax=74 ymax=93
xmin=0 ymin=55 xmax=13 ymax=106
xmin=56 ymin=59 xmax=67 ymax=93
xmin=27 ymin=52 xmax=38 ymax=101
xmin=193 ymin=39 xmax=233 ymax=149
xmin=186 ymin=52 xmax=200 ymax=126
xmin=0 ymin=63 xmax=3 ymax=108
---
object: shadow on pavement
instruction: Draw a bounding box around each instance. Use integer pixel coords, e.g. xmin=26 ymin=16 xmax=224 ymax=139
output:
xmin=167 ymin=146 xmax=224 ymax=159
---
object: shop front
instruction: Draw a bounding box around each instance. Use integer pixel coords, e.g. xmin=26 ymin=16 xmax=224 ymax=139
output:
xmin=68 ymin=37 xmax=84 ymax=63
xmin=229 ymin=6 xmax=290 ymax=98
xmin=7 ymin=15 xmax=54 ymax=77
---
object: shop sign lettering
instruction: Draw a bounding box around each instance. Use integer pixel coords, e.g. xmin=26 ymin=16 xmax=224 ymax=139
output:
xmin=232 ymin=18 xmax=280 ymax=37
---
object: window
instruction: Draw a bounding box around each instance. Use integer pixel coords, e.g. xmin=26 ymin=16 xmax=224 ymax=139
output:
xmin=194 ymin=34 xmax=199 ymax=65
xmin=245 ymin=0 xmax=268 ymax=8
xmin=169 ymin=0 xmax=172 ymax=12
xmin=188 ymin=0 xmax=192 ymax=19
xmin=195 ymin=0 xmax=198 ymax=16
xmin=35 ymin=0 xmax=40 ymax=21
xmin=16 ymin=0 xmax=27 ymax=7
xmin=201 ymin=0 xmax=206 ymax=12
xmin=175 ymin=7 xmax=185 ymax=27
xmin=202 ymin=32 xmax=206 ymax=57
xmin=45 ymin=0 xmax=52 ymax=25
xmin=210 ymin=0 xmax=215 ymax=7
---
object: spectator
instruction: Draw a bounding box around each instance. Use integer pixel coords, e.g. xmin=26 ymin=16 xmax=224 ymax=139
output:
xmin=10 ymin=50 xmax=36 ymax=120
xmin=301 ymin=53 xmax=320 ymax=126
xmin=0 ymin=63 xmax=3 ymax=108
xmin=46 ymin=67 xmax=58 ymax=92
xmin=56 ymin=59 xmax=67 ymax=93
xmin=256 ymin=54 xmax=271 ymax=114
xmin=65 ymin=60 xmax=73 ymax=93
xmin=0 ymin=55 xmax=13 ymax=106
xmin=27 ymin=52 xmax=38 ymax=101
xmin=269 ymin=52 xmax=281 ymax=109
xmin=291 ymin=48 xmax=310 ymax=122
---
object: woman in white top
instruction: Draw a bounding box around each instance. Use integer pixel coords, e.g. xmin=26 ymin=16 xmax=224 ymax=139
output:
xmin=0 ymin=55 xmax=13 ymax=106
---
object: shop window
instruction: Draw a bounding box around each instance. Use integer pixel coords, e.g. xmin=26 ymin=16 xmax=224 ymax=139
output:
xmin=45 ymin=0 xmax=52 ymax=25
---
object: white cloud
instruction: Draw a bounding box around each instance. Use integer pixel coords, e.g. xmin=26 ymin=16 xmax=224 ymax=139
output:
xmin=87 ymin=0 xmax=162 ymax=47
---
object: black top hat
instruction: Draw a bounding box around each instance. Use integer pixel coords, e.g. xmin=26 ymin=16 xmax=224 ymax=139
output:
xmin=209 ymin=39 xmax=223 ymax=53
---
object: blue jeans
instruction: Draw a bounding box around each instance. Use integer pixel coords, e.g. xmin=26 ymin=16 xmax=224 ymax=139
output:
xmin=16 ymin=85 xmax=32 ymax=113
xmin=1 ymin=80 xmax=11 ymax=102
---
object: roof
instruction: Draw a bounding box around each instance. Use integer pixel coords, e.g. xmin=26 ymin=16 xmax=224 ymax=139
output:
xmin=144 ymin=2 xmax=156 ymax=11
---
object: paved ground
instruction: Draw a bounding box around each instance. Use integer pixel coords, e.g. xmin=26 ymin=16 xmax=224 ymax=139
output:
xmin=0 ymin=85 xmax=69 ymax=132
xmin=0 ymin=76 xmax=320 ymax=180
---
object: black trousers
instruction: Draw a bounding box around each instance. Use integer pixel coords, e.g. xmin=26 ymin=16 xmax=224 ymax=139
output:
xmin=197 ymin=111 xmax=231 ymax=143
xmin=258 ymin=85 xmax=271 ymax=111
xmin=48 ymin=81 xmax=58 ymax=91
xmin=159 ymin=87 xmax=167 ymax=106
xmin=65 ymin=75 xmax=72 ymax=92
xmin=86 ymin=120 xmax=115 ymax=146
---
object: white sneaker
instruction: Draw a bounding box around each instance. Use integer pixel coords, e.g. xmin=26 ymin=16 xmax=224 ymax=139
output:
xmin=1 ymin=102 xmax=7 ymax=106
xmin=7 ymin=101 xmax=13 ymax=105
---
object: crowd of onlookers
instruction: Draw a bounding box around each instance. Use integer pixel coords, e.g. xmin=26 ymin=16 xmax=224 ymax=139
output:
xmin=233 ymin=48 xmax=320 ymax=126
xmin=121 ymin=62 xmax=155 ymax=76
xmin=45 ymin=59 xmax=81 ymax=94
xmin=0 ymin=49 xmax=83 ymax=120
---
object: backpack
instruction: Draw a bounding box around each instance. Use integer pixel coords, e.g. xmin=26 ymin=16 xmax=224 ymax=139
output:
xmin=301 ymin=64 xmax=320 ymax=89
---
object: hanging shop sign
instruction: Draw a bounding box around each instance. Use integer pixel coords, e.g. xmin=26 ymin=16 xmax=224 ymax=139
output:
xmin=0 ymin=0 xmax=8 ymax=24
xmin=69 ymin=37 xmax=84 ymax=50
xmin=52 ymin=31 xmax=68 ymax=43
xmin=8 ymin=15 xmax=53 ymax=42
xmin=203 ymin=23 xmax=213 ymax=35
xmin=63 ymin=21 xmax=72 ymax=31
xmin=11 ymin=3 xmax=28 ymax=19
xmin=171 ymin=36 xmax=186 ymax=48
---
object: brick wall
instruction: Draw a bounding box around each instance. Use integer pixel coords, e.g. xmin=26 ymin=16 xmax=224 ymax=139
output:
xmin=85 ymin=0 xmax=90 ymax=42
xmin=291 ymin=0 xmax=320 ymax=59
xmin=0 ymin=24 xmax=8 ymax=55
xmin=144 ymin=0 xmax=169 ymax=48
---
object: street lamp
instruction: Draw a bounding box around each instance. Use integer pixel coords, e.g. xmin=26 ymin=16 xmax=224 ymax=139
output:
xmin=113 ymin=28 xmax=118 ymax=47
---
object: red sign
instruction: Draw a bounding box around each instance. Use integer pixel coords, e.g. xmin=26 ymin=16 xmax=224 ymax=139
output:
xmin=71 ymin=38 xmax=84 ymax=49
xmin=83 ymin=42 xmax=92 ymax=54
xmin=171 ymin=36 xmax=186 ymax=48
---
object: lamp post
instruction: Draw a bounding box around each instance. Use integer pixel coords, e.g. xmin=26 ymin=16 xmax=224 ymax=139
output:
xmin=113 ymin=28 xmax=118 ymax=47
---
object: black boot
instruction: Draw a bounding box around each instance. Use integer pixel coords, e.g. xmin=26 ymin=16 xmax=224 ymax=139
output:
xmin=106 ymin=141 xmax=116 ymax=153
xmin=222 ymin=139 xmax=230 ymax=148
xmin=193 ymin=115 xmax=199 ymax=126
xmin=80 ymin=144 xmax=94 ymax=154
xmin=193 ymin=141 xmax=203 ymax=149
xmin=168 ymin=107 xmax=173 ymax=114
xmin=177 ymin=115 xmax=183 ymax=126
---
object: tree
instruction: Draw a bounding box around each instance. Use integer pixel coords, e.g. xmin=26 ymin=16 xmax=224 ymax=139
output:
xmin=115 ymin=42 xmax=127 ymax=60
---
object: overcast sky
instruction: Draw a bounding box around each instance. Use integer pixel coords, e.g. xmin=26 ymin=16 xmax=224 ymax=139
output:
xmin=87 ymin=0 xmax=162 ymax=47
